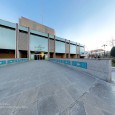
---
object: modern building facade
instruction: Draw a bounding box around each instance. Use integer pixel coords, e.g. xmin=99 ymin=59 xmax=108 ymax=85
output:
xmin=0 ymin=17 xmax=85 ymax=60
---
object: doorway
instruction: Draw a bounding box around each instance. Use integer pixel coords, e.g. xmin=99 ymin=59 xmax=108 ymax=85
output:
xmin=34 ymin=52 xmax=45 ymax=60
xmin=34 ymin=55 xmax=39 ymax=60
xmin=34 ymin=54 xmax=45 ymax=60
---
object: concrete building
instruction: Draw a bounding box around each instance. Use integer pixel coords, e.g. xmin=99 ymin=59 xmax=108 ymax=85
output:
xmin=0 ymin=17 xmax=85 ymax=60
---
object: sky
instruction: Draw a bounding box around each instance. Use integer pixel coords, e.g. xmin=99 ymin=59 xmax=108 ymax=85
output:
xmin=0 ymin=0 xmax=115 ymax=51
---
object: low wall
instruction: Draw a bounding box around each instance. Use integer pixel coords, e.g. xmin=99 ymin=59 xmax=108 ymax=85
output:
xmin=0 ymin=58 xmax=29 ymax=66
xmin=49 ymin=58 xmax=112 ymax=82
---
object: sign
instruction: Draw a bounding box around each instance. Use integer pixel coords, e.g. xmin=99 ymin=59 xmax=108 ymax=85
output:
xmin=49 ymin=59 xmax=87 ymax=69
xmin=0 ymin=60 xmax=6 ymax=65
xmin=35 ymin=45 xmax=45 ymax=52
xmin=72 ymin=61 xmax=87 ymax=69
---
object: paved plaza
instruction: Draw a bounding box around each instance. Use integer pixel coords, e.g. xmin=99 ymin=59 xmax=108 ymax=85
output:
xmin=0 ymin=61 xmax=115 ymax=115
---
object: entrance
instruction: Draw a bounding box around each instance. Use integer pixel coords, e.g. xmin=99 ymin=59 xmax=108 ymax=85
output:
xmin=34 ymin=52 xmax=45 ymax=60
xmin=34 ymin=54 xmax=45 ymax=60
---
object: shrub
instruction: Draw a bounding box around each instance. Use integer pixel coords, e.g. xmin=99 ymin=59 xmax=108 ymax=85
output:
xmin=112 ymin=58 xmax=115 ymax=67
xmin=110 ymin=47 xmax=115 ymax=57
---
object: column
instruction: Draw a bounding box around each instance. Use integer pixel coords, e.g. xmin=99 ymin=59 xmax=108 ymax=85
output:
xmin=28 ymin=27 xmax=30 ymax=60
xmin=69 ymin=40 xmax=70 ymax=58
xmin=48 ymin=33 xmax=50 ymax=58
xmin=53 ymin=35 xmax=56 ymax=58
xmin=75 ymin=43 xmax=77 ymax=58
xmin=64 ymin=39 xmax=66 ymax=58
xmin=78 ymin=43 xmax=80 ymax=58
xmin=16 ymin=23 xmax=19 ymax=58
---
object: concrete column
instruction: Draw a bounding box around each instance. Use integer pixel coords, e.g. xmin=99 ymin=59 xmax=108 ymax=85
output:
xmin=53 ymin=35 xmax=56 ymax=58
xmin=75 ymin=43 xmax=77 ymax=58
xmin=69 ymin=40 xmax=70 ymax=58
xmin=64 ymin=39 xmax=66 ymax=58
xmin=78 ymin=43 xmax=80 ymax=58
xmin=16 ymin=23 xmax=19 ymax=58
xmin=78 ymin=54 xmax=80 ymax=58
xmin=28 ymin=27 xmax=30 ymax=60
xmin=64 ymin=54 xmax=66 ymax=58
xmin=48 ymin=33 xmax=50 ymax=58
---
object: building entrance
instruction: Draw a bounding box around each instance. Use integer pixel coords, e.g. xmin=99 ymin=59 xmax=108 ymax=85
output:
xmin=34 ymin=52 xmax=45 ymax=60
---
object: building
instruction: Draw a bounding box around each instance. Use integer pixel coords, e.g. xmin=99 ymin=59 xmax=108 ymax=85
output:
xmin=0 ymin=17 xmax=85 ymax=60
xmin=88 ymin=49 xmax=105 ymax=58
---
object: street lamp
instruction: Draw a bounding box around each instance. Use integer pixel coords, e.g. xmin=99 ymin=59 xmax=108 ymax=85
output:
xmin=102 ymin=44 xmax=107 ymax=57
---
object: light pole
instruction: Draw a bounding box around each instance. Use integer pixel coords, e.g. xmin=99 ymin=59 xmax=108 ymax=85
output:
xmin=102 ymin=44 xmax=107 ymax=57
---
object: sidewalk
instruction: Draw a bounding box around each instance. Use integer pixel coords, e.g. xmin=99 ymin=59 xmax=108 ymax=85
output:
xmin=0 ymin=61 xmax=115 ymax=115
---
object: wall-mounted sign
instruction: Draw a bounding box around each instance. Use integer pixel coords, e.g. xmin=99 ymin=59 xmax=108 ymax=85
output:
xmin=49 ymin=58 xmax=87 ymax=69
xmin=34 ymin=45 xmax=45 ymax=52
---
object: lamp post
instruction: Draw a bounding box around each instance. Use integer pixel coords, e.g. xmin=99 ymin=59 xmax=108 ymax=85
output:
xmin=102 ymin=44 xmax=107 ymax=57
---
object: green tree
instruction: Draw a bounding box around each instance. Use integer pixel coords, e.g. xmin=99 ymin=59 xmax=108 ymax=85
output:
xmin=110 ymin=47 xmax=115 ymax=57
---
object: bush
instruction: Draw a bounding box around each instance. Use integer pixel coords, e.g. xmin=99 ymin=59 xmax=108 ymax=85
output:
xmin=112 ymin=58 xmax=115 ymax=67
xmin=112 ymin=58 xmax=115 ymax=63
xmin=110 ymin=47 xmax=115 ymax=57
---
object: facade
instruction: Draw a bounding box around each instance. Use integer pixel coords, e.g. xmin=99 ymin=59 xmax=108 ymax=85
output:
xmin=0 ymin=17 xmax=85 ymax=60
xmin=19 ymin=17 xmax=55 ymax=35
xmin=89 ymin=49 xmax=106 ymax=58
xmin=83 ymin=49 xmax=111 ymax=58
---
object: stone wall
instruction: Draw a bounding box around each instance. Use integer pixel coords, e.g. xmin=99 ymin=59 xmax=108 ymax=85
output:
xmin=49 ymin=58 xmax=112 ymax=82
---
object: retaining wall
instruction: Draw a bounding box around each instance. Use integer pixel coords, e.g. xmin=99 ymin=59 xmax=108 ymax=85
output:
xmin=49 ymin=58 xmax=112 ymax=82
xmin=0 ymin=58 xmax=29 ymax=66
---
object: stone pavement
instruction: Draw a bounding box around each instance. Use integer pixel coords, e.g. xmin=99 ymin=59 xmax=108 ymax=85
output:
xmin=0 ymin=61 xmax=115 ymax=115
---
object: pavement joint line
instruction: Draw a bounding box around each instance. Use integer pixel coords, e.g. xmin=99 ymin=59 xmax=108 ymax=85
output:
xmin=35 ymin=87 xmax=70 ymax=106
xmin=0 ymin=80 xmax=51 ymax=102
xmin=59 ymin=79 xmax=98 ymax=114
xmin=59 ymin=91 xmax=88 ymax=114
xmin=36 ymin=95 xmax=59 ymax=115
xmin=9 ymin=93 xmax=22 ymax=115
xmin=9 ymin=84 xmax=48 ymax=115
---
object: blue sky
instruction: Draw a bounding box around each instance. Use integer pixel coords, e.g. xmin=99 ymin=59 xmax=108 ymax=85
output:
xmin=0 ymin=0 xmax=115 ymax=51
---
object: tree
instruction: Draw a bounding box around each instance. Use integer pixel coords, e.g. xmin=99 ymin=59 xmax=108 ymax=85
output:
xmin=110 ymin=47 xmax=115 ymax=57
xmin=109 ymin=38 xmax=115 ymax=47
